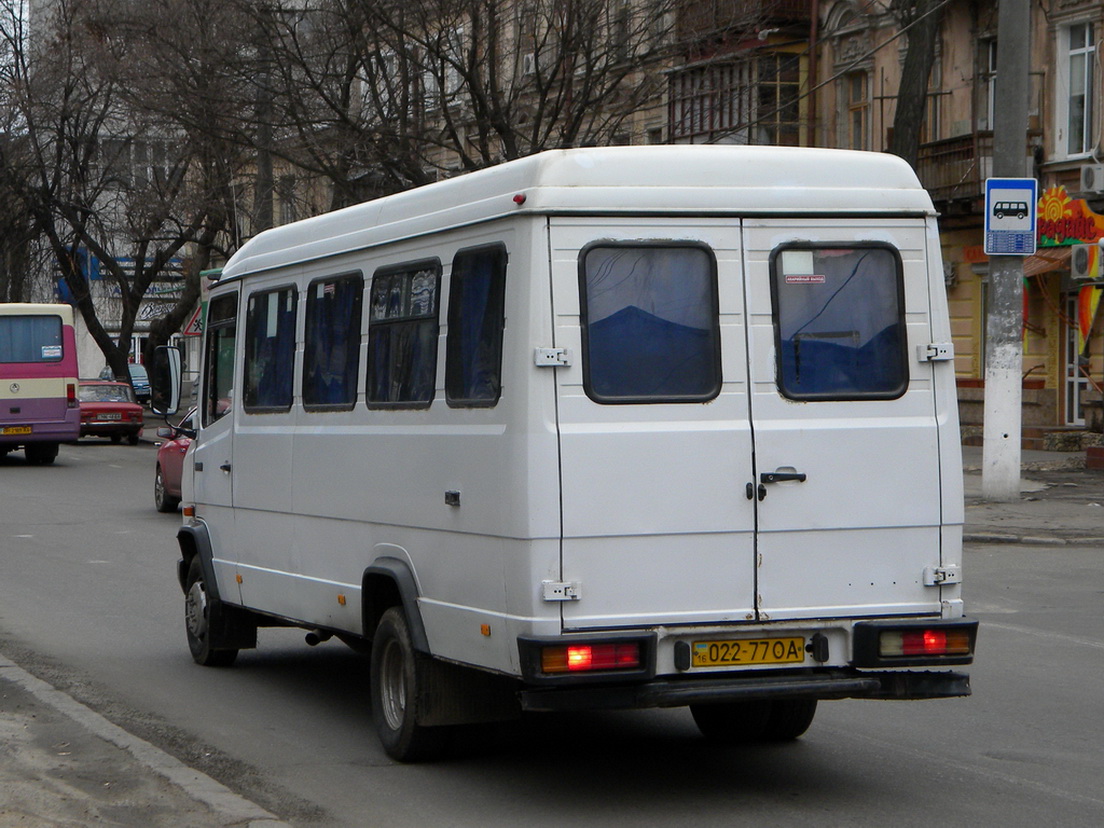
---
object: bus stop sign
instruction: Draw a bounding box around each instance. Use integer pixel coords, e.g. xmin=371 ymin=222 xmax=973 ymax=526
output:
xmin=984 ymin=177 xmax=1038 ymax=256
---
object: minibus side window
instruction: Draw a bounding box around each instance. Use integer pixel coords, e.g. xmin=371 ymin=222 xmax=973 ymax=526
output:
xmin=203 ymin=293 xmax=238 ymax=427
xmin=446 ymin=244 xmax=507 ymax=407
xmin=367 ymin=259 xmax=441 ymax=408
xmin=770 ymin=244 xmax=908 ymax=400
xmin=303 ymin=273 xmax=363 ymax=411
xmin=243 ymin=286 xmax=297 ymax=412
xmin=579 ymin=243 xmax=721 ymax=403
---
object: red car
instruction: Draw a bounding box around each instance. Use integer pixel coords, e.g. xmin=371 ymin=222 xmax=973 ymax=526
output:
xmin=155 ymin=408 xmax=195 ymax=512
xmin=77 ymin=380 xmax=143 ymax=445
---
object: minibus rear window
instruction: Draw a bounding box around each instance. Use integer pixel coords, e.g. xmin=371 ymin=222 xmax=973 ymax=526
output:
xmin=770 ymin=244 xmax=908 ymax=400
xmin=0 ymin=316 xmax=63 ymax=363
xmin=580 ymin=243 xmax=721 ymax=404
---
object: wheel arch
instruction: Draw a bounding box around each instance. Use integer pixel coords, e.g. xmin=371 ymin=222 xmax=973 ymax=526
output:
xmin=176 ymin=522 xmax=220 ymax=600
xmin=362 ymin=557 xmax=430 ymax=654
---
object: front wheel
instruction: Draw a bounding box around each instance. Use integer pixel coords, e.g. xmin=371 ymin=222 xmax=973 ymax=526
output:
xmin=184 ymin=557 xmax=237 ymax=667
xmin=370 ymin=607 xmax=446 ymax=762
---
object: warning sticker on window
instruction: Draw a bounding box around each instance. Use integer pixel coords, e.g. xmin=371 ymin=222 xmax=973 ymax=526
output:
xmin=784 ymin=274 xmax=826 ymax=285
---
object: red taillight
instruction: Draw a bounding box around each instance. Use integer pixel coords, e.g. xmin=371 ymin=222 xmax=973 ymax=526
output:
xmin=541 ymin=642 xmax=641 ymax=674
xmin=67 ymin=383 xmax=78 ymax=408
xmin=881 ymin=629 xmax=972 ymax=658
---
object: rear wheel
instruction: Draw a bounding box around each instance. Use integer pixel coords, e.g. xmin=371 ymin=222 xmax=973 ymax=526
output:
xmin=691 ymin=699 xmax=817 ymax=744
xmin=690 ymin=700 xmax=772 ymax=744
xmin=370 ymin=607 xmax=447 ymax=762
xmin=763 ymin=699 xmax=817 ymax=741
xmin=184 ymin=557 xmax=238 ymax=667
xmin=24 ymin=442 xmax=58 ymax=465
xmin=155 ymin=464 xmax=180 ymax=512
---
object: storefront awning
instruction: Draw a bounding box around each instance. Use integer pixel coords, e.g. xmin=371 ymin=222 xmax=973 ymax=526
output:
xmin=1023 ymin=247 xmax=1071 ymax=277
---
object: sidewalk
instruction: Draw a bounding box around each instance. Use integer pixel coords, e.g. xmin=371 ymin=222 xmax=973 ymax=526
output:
xmin=3 ymin=448 xmax=1101 ymax=826
xmin=0 ymin=655 xmax=288 ymax=827
xmin=961 ymin=445 xmax=1104 ymax=546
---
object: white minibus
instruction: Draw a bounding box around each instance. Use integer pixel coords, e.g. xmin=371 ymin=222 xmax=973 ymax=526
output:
xmin=154 ymin=146 xmax=977 ymax=761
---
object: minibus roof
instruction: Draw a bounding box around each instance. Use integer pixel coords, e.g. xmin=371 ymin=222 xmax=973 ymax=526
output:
xmin=220 ymin=146 xmax=935 ymax=280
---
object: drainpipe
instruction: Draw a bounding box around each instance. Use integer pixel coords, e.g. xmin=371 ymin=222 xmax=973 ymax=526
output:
xmin=809 ymin=0 xmax=819 ymax=146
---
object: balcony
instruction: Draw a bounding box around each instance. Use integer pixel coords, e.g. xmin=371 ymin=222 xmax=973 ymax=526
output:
xmin=677 ymin=0 xmax=811 ymax=44
xmin=915 ymin=130 xmax=1043 ymax=210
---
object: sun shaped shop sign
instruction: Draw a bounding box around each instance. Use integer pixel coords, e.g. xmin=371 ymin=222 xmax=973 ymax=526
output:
xmin=1036 ymin=186 xmax=1104 ymax=246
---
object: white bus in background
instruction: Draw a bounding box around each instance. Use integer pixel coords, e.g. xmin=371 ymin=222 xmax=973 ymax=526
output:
xmin=153 ymin=146 xmax=977 ymax=761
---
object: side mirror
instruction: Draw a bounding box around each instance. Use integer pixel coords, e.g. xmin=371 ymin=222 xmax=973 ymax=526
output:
xmin=150 ymin=345 xmax=182 ymax=416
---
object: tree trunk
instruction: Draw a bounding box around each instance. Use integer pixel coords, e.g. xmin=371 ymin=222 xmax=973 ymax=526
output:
xmin=889 ymin=0 xmax=943 ymax=168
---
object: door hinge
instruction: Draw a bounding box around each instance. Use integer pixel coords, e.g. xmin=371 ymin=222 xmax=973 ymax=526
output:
xmin=923 ymin=565 xmax=962 ymax=586
xmin=534 ymin=347 xmax=571 ymax=367
xmin=542 ymin=580 xmax=581 ymax=601
xmin=918 ymin=342 xmax=954 ymax=362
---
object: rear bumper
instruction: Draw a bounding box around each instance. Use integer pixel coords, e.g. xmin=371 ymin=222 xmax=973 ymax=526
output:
xmin=520 ymin=669 xmax=971 ymax=712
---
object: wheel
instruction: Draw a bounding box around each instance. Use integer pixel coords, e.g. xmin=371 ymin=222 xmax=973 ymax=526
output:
xmin=762 ymin=699 xmax=817 ymax=741
xmin=184 ymin=557 xmax=238 ymax=667
xmin=128 ymin=430 xmax=140 ymax=445
xmin=690 ymin=700 xmax=773 ymax=744
xmin=370 ymin=606 xmax=447 ymax=762
xmin=155 ymin=464 xmax=180 ymax=512
xmin=110 ymin=433 xmax=122 ymax=444
xmin=24 ymin=442 xmax=58 ymax=465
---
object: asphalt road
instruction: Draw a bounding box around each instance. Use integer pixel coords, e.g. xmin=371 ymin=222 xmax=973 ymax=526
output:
xmin=2 ymin=439 xmax=1102 ymax=826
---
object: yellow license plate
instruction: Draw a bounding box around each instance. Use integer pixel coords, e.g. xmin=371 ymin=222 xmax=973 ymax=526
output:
xmin=2 ymin=426 xmax=32 ymax=435
xmin=691 ymin=637 xmax=806 ymax=668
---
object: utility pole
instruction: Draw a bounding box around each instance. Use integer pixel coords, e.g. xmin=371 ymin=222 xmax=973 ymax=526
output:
xmin=982 ymin=0 xmax=1032 ymax=501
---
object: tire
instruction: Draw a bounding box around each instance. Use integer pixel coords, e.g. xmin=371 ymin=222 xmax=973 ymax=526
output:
xmin=690 ymin=700 xmax=773 ymax=744
xmin=370 ymin=606 xmax=447 ymax=762
xmin=128 ymin=431 xmax=140 ymax=445
xmin=155 ymin=464 xmax=180 ymax=512
xmin=763 ymin=699 xmax=817 ymax=741
xmin=184 ymin=557 xmax=238 ymax=667
xmin=110 ymin=433 xmax=122 ymax=444
xmin=24 ymin=442 xmax=58 ymax=465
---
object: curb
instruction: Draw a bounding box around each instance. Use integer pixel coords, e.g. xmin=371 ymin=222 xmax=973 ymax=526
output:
xmin=964 ymin=532 xmax=1104 ymax=546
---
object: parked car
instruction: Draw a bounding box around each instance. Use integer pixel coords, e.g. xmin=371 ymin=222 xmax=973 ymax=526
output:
xmin=99 ymin=363 xmax=151 ymax=404
xmin=155 ymin=408 xmax=195 ymax=512
xmin=77 ymin=380 xmax=143 ymax=444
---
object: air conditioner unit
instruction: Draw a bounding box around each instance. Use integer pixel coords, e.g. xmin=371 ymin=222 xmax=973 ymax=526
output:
xmin=1071 ymin=243 xmax=1100 ymax=280
xmin=1080 ymin=163 xmax=1104 ymax=193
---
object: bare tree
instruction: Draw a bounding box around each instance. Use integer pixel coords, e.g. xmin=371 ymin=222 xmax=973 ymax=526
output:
xmin=242 ymin=0 xmax=678 ymax=206
xmin=0 ymin=0 xmax=248 ymax=380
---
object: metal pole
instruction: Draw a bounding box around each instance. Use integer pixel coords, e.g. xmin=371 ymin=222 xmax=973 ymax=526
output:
xmin=982 ymin=0 xmax=1032 ymax=501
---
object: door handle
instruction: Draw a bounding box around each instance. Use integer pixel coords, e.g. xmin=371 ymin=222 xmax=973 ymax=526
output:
xmin=219 ymin=462 xmax=232 ymax=473
xmin=760 ymin=471 xmax=807 ymax=484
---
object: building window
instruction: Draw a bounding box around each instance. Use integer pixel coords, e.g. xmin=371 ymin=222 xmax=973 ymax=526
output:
xmin=445 ymin=244 xmax=508 ymax=407
xmin=844 ymin=72 xmax=868 ymax=150
xmin=303 ymin=274 xmax=363 ymax=410
xmin=669 ymin=52 xmax=801 ymax=145
xmin=1064 ymin=22 xmax=1095 ymax=156
xmin=579 ymin=243 xmax=721 ymax=403
xmin=367 ymin=260 xmax=441 ymax=408
xmin=978 ymin=40 xmax=997 ymax=132
xmin=243 ymin=286 xmax=297 ymax=412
